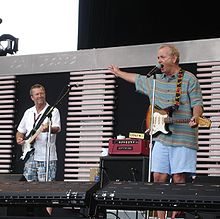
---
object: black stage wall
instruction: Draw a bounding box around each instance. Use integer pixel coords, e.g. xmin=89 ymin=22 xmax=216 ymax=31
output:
xmin=78 ymin=1 xmax=220 ymax=50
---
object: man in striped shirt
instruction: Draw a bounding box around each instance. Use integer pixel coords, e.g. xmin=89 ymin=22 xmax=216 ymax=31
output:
xmin=108 ymin=44 xmax=203 ymax=219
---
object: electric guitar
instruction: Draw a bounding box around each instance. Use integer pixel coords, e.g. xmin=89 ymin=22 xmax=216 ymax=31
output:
xmin=146 ymin=106 xmax=211 ymax=136
xmin=20 ymin=126 xmax=43 ymax=161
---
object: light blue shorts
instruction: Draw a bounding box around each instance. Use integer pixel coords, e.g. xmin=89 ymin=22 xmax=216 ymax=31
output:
xmin=151 ymin=141 xmax=197 ymax=175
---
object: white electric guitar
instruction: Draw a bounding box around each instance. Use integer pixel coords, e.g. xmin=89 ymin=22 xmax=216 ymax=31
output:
xmin=146 ymin=106 xmax=211 ymax=136
xmin=20 ymin=126 xmax=43 ymax=161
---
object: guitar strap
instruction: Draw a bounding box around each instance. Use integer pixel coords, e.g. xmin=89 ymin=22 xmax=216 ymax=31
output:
xmin=169 ymin=68 xmax=184 ymax=113
xmin=26 ymin=105 xmax=52 ymax=139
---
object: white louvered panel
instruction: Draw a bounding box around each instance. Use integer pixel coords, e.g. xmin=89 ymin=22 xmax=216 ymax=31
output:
xmin=67 ymin=127 xmax=113 ymax=131
xmin=68 ymin=111 xmax=114 ymax=116
xmin=0 ymin=76 xmax=16 ymax=173
xmin=196 ymin=164 xmax=220 ymax=169
xmin=197 ymin=152 xmax=220 ymax=156
xmin=67 ymin=121 xmax=113 ymax=126
xmin=0 ymin=110 xmax=14 ymax=114
xmin=69 ymin=89 xmax=115 ymax=95
xmin=0 ymin=159 xmax=12 ymax=163
xmin=0 ymin=95 xmax=15 ymax=99
xmin=69 ymin=95 xmax=114 ymax=100
xmin=197 ymin=157 xmax=220 ymax=162
xmin=199 ymin=146 xmax=220 ymax=150
xmin=64 ymin=174 xmax=90 ymax=181
xmin=66 ymin=142 xmax=109 ymax=147
xmin=197 ymin=73 xmax=220 ymax=77
xmin=65 ymin=163 xmax=99 ymax=168
xmin=67 ymin=116 xmax=113 ymax=121
xmin=68 ymin=106 xmax=114 ymax=111
xmin=0 ymin=149 xmax=12 ymax=153
xmin=71 ymin=71 xmax=115 ymax=78
xmin=65 ymin=168 xmax=91 ymax=173
xmin=199 ymin=78 xmax=220 ymax=83
xmin=203 ymin=112 xmax=220 ymax=117
xmin=69 ymin=84 xmax=115 ymax=90
xmin=66 ymin=152 xmax=102 ymax=157
xmin=71 ymin=79 xmax=115 ymax=86
xmin=0 ymin=90 xmax=15 ymax=94
xmin=197 ymin=61 xmax=220 ymax=67
xmin=202 ymin=95 xmax=220 ymax=100
xmin=200 ymin=84 xmax=220 ymax=89
xmin=65 ymin=157 xmax=100 ymax=162
xmin=0 ymin=154 xmax=12 ymax=158
xmin=203 ymin=100 xmax=220 ymax=105
xmin=199 ymin=135 xmax=220 ymax=139
xmin=202 ymin=89 xmax=220 ymax=94
xmin=196 ymin=170 xmax=220 ymax=174
xmin=196 ymin=62 xmax=220 ymax=175
xmin=67 ymin=132 xmax=113 ymax=136
xmin=66 ymin=148 xmax=102 ymax=152
xmin=64 ymin=70 xmax=115 ymax=181
xmin=0 ymin=169 xmax=11 ymax=173
xmin=198 ymin=140 xmax=220 ymax=144
xmin=0 ymin=85 xmax=15 ymax=90
xmin=66 ymin=137 xmax=111 ymax=141
xmin=0 ymin=130 xmax=13 ymax=134
xmin=72 ymin=69 xmax=115 ymax=75
xmin=69 ymin=100 xmax=114 ymax=105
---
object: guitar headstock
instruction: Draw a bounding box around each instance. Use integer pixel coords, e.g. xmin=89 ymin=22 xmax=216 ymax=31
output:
xmin=198 ymin=117 xmax=211 ymax=128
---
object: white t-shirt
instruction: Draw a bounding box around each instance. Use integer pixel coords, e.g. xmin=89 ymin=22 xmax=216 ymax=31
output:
xmin=17 ymin=103 xmax=61 ymax=161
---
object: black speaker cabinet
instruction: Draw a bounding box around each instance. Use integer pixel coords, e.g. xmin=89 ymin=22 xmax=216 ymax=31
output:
xmin=100 ymin=156 xmax=149 ymax=187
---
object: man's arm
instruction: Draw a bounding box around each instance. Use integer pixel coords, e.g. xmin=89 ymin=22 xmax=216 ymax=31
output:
xmin=41 ymin=124 xmax=60 ymax=134
xmin=108 ymin=64 xmax=137 ymax=83
xmin=16 ymin=131 xmax=25 ymax=145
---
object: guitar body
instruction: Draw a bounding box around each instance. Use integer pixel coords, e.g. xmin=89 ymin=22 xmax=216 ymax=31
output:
xmin=20 ymin=126 xmax=43 ymax=161
xmin=20 ymin=140 xmax=35 ymax=161
xmin=146 ymin=106 xmax=171 ymax=136
xmin=146 ymin=105 xmax=211 ymax=136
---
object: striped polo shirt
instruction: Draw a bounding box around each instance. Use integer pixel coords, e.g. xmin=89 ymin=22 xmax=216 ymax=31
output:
xmin=135 ymin=70 xmax=203 ymax=150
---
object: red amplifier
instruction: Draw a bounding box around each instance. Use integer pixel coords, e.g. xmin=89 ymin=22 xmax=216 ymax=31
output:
xmin=108 ymin=138 xmax=149 ymax=156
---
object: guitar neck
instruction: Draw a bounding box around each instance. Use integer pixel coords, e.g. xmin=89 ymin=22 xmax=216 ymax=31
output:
xmin=27 ymin=128 xmax=42 ymax=144
xmin=165 ymin=118 xmax=190 ymax=124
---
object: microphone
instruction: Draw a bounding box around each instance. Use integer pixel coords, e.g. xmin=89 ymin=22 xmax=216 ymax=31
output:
xmin=146 ymin=64 xmax=162 ymax=78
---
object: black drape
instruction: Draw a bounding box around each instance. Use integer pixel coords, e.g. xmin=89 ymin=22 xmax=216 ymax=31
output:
xmin=78 ymin=0 xmax=220 ymax=50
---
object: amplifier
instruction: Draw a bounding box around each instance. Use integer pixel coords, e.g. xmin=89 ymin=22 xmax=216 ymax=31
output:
xmin=99 ymin=156 xmax=149 ymax=188
xmin=108 ymin=138 xmax=149 ymax=155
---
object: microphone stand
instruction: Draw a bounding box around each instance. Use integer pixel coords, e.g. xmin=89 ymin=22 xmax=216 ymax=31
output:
xmin=44 ymin=84 xmax=72 ymax=181
xmin=147 ymin=73 xmax=156 ymax=183
xmin=146 ymin=73 xmax=157 ymax=219
xmin=45 ymin=114 xmax=52 ymax=181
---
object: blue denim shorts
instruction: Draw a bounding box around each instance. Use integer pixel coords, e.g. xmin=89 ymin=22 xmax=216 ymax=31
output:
xmin=24 ymin=155 xmax=57 ymax=181
xmin=151 ymin=141 xmax=197 ymax=175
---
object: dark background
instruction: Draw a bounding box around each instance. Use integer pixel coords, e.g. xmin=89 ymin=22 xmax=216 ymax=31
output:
xmin=78 ymin=1 xmax=220 ymax=50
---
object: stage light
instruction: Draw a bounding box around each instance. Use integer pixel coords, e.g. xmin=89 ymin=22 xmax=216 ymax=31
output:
xmin=0 ymin=34 xmax=19 ymax=56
